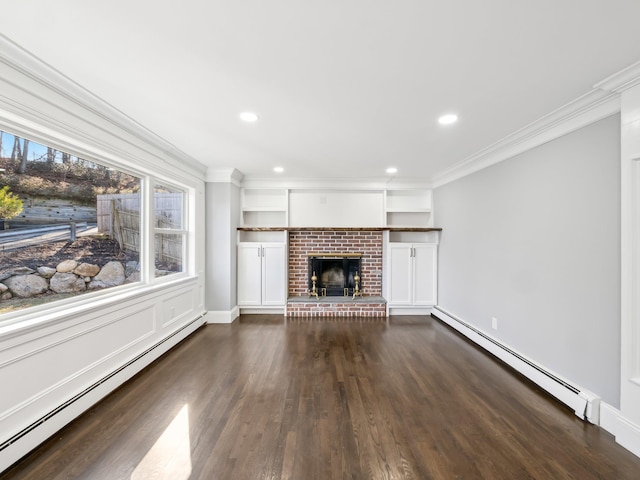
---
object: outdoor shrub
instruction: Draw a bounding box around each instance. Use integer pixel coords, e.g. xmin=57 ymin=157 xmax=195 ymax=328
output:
xmin=0 ymin=185 xmax=23 ymax=219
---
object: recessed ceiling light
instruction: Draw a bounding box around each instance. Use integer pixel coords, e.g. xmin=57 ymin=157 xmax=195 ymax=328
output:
xmin=273 ymin=166 xmax=284 ymax=173
xmin=438 ymin=114 xmax=458 ymax=125
xmin=239 ymin=112 xmax=259 ymax=123
xmin=386 ymin=167 xmax=398 ymax=174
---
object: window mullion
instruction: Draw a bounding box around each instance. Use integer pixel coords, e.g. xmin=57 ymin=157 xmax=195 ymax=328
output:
xmin=142 ymin=176 xmax=154 ymax=283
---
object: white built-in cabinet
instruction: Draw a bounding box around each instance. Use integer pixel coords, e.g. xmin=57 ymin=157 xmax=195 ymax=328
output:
xmin=388 ymin=243 xmax=437 ymax=306
xmin=385 ymin=230 xmax=438 ymax=314
xmin=237 ymin=242 xmax=286 ymax=307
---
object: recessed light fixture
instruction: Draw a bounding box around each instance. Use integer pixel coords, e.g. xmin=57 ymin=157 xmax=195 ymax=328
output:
xmin=239 ymin=111 xmax=259 ymax=123
xmin=273 ymin=166 xmax=284 ymax=173
xmin=386 ymin=167 xmax=398 ymax=174
xmin=438 ymin=114 xmax=458 ymax=125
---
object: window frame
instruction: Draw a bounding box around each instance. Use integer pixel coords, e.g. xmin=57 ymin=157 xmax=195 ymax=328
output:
xmin=150 ymin=179 xmax=190 ymax=280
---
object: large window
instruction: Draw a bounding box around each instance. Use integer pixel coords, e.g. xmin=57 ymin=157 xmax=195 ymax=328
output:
xmin=0 ymin=129 xmax=189 ymax=316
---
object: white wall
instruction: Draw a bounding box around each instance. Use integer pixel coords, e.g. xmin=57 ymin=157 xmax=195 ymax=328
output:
xmin=434 ymin=115 xmax=621 ymax=406
xmin=205 ymin=181 xmax=240 ymax=317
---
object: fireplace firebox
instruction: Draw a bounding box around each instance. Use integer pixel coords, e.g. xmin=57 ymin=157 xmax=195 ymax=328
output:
xmin=308 ymin=255 xmax=362 ymax=296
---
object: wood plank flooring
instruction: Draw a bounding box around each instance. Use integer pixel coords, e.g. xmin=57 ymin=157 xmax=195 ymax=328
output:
xmin=2 ymin=315 xmax=640 ymax=479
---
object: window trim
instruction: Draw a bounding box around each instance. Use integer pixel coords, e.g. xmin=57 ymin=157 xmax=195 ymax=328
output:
xmin=151 ymin=179 xmax=189 ymax=279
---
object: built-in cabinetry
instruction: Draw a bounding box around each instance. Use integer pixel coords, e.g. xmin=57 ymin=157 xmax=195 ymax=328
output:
xmin=239 ymin=187 xmax=432 ymax=228
xmin=385 ymin=230 xmax=439 ymax=315
xmin=237 ymin=238 xmax=286 ymax=310
xmin=237 ymin=187 xmax=438 ymax=316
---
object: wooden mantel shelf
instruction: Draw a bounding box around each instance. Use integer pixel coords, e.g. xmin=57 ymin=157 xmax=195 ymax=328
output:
xmin=237 ymin=227 xmax=443 ymax=232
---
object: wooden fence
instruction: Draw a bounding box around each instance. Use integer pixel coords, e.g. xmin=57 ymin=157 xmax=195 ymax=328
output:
xmin=97 ymin=193 xmax=183 ymax=268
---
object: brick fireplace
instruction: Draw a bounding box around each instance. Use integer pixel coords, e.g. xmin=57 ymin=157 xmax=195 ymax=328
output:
xmin=287 ymin=229 xmax=386 ymax=317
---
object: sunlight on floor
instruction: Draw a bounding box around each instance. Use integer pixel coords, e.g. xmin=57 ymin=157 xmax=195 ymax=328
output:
xmin=131 ymin=404 xmax=192 ymax=480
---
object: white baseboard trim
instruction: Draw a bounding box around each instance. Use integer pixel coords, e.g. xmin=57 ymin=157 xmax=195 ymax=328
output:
xmin=206 ymin=307 xmax=240 ymax=324
xmin=599 ymin=403 xmax=640 ymax=458
xmin=616 ymin=416 xmax=640 ymax=458
xmin=388 ymin=306 xmax=433 ymax=316
xmin=432 ymin=306 xmax=599 ymax=423
xmin=0 ymin=315 xmax=204 ymax=473
xmin=239 ymin=307 xmax=285 ymax=315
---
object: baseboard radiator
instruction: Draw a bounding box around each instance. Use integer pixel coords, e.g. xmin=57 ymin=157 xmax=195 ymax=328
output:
xmin=432 ymin=307 xmax=600 ymax=424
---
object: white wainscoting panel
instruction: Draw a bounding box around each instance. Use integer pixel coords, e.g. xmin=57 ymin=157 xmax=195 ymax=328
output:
xmin=0 ymin=280 xmax=205 ymax=472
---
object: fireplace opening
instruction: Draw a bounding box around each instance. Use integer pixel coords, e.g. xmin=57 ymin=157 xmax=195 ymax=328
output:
xmin=308 ymin=256 xmax=362 ymax=296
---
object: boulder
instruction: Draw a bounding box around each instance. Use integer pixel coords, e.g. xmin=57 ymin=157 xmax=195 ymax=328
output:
xmin=0 ymin=267 xmax=35 ymax=281
xmin=125 ymin=271 xmax=141 ymax=284
xmin=50 ymin=272 xmax=86 ymax=293
xmin=37 ymin=266 xmax=57 ymax=279
xmin=4 ymin=275 xmax=49 ymax=298
xmin=0 ymin=282 xmax=7 ymax=293
xmin=73 ymin=263 xmax=100 ymax=277
xmin=125 ymin=261 xmax=141 ymax=277
xmin=89 ymin=261 xmax=125 ymax=289
xmin=56 ymin=260 xmax=78 ymax=273
xmin=0 ymin=292 xmax=11 ymax=301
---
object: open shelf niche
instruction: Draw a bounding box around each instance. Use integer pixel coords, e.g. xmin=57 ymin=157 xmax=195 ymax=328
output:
xmin=384 ymin=189 xmax=433 ymax=227
xmin=240 ymin=188 xmax=288 ymax=228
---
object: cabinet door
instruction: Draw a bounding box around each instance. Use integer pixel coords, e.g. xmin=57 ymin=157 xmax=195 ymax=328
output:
xmin=389 ymin=243 xmax=413 ymax=305
xmin=237 ymin=243 xmax=263 ymax=306
xmin=262 ymin=243 xmax=286 ymax=306
xmin=413 ymin=243 xmax=437 ymax=305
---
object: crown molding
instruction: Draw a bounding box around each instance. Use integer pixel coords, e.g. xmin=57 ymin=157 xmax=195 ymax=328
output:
xmin=206 ymin=168 xmax=244 ymax=185
xmin=433 ymin=60 xmax=640 ymax=188
xmin=0 ymin=34 xmax=207 ymax=179
xmin=594 ymin=60 xmax=640 ymax=93
xmin=432 ymin=89 xmax=620 ymax=188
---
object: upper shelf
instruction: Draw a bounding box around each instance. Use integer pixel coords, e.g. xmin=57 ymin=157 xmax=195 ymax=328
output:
xmin=241 ymin=188 xmax=288 ymax=210
xmin=384 ymin=207 xmax=432 ymax=213
xmin=385 ymin=189 xmax=432 ymax=212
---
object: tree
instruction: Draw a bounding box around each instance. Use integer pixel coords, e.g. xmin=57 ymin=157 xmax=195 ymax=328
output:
xmin=11 ymin=136 xmax=21 ymax=161
xmin=17 ymin=138 xmax=29 ymax=174
xmin=47 ymin=147 xmax=56 ymax=165
xmin=0 ymin=186 xmax=23 ymax=220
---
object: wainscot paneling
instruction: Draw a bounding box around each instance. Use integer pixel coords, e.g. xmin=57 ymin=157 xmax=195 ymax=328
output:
xmin=0 ymin=280 xmax=205 ymax=472
xmin=161 ymin=288 xmax=197 ymax=328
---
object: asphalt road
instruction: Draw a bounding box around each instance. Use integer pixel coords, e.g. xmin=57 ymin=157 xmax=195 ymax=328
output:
xmin=0 ymin=224 xmax=98 ymax=252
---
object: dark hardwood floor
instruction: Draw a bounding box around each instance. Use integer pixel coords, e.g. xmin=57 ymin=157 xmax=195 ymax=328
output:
xmin=3 ymin=315 xmax=640 ymax=479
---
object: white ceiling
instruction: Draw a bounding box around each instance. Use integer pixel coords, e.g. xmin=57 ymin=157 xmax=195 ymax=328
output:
xmin=2 ymin=1 xmax=640 ymax=183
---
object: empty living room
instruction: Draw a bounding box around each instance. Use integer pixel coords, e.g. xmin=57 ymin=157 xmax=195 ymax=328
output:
xmin=2 ymin=2 xmax=640 ymax=478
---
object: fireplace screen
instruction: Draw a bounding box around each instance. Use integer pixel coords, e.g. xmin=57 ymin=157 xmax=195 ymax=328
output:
xmin=308 ymin=256 xmax=361 ymax=296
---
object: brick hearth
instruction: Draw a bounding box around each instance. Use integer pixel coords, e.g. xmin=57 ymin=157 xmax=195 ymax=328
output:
xmin=287 ymin=229 xmax=385 ymax=317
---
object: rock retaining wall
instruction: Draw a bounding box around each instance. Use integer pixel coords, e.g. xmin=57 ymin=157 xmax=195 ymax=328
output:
xmin=0 ymin=260 xmax=140 ymax=301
